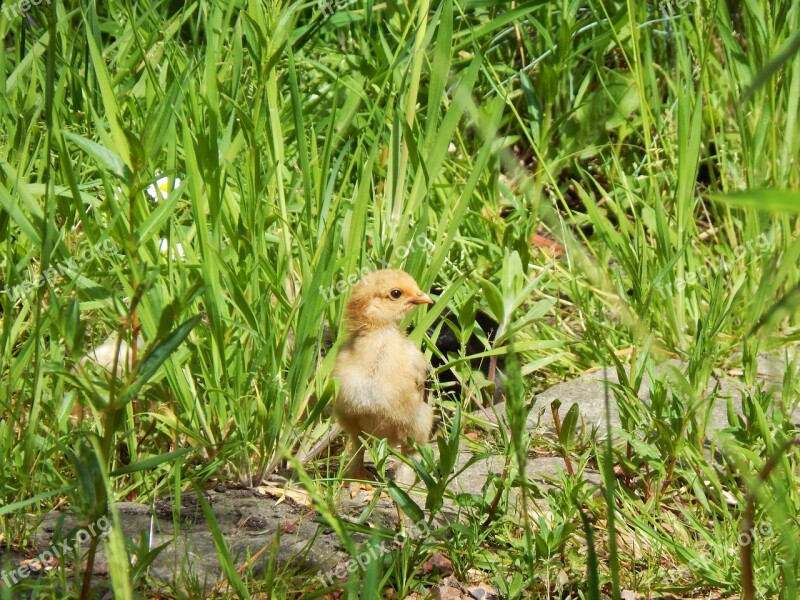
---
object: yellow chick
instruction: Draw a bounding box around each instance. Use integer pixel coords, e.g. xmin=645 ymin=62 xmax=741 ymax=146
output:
xmin=332 ymin=269 xmax=434 ymax=487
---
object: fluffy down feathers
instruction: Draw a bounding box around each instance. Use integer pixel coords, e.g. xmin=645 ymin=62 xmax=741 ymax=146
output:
xmin=333 ymin=269 xmax=434 ymax=478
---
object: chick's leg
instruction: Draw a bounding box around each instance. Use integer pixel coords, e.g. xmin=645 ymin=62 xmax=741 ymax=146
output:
xmin=349 ymin=435 xmax=368 ymax=480
xmin=348 ymin=435 xmax=374 ymax=498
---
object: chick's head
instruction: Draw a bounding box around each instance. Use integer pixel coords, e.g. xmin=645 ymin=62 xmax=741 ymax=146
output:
xmin=344 ymin=269 xmax=433 ymax=331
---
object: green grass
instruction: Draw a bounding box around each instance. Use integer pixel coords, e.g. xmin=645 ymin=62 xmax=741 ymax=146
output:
xmin=0 ymin=0 xmax=799 ymax=598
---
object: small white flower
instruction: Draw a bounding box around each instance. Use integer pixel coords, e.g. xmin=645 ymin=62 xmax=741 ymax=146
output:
xmin=147 ymin=176 xmax=181 ymax=202
xmin=159 ymin=238 xmax=186 ymax=260
xmin=448 ymin=142 xmax=457 ymax=153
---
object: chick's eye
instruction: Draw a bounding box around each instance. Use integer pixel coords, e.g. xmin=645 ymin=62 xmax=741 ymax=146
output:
xmin=389 ymin=289 xmax=403 ymax=299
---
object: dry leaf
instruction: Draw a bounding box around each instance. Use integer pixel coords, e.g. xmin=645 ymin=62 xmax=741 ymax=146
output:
xmin=255 ymin=484 xmax=313 ymax=507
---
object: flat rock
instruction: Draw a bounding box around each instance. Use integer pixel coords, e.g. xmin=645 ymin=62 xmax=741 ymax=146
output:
xmin=477 ymin=353 xmax=798 ymax=439
xmin=30 ymin=487 xmax=341 ymax=592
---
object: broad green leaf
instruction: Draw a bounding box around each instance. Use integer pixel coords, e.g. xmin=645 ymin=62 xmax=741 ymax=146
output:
xmin=386 ymin=480 xmax=425 ymax=524
xmin=559 ymin=403 xmax=579 ymax=449
xmin=62 ymin=131 xmax=127 ymax=179
xmin=121 ymin=316 xmax=201 ymax=403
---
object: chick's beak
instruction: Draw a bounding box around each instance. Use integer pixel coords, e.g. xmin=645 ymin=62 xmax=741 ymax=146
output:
xmin=409 ymin=292 xmax=434 ymax=305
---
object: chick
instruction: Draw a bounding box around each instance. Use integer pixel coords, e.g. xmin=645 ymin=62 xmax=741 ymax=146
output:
xmin=332 ymin=269 xmax=434 ymax=488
